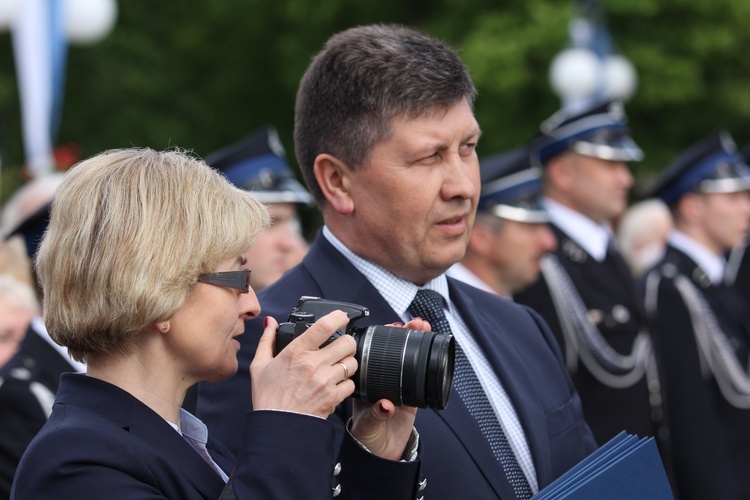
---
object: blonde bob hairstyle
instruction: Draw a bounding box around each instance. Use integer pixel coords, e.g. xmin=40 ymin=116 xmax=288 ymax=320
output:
xmin=35 ymin=148 xmax=269 ymax=363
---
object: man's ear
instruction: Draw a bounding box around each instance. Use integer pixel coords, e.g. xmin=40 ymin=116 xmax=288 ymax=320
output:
xmin=468 ymin=222 xmax=495 ymax=257
xmin=313 ymin=154 xmax=354 ymax=215
xmin=546 ymin=154 xmax=572 ymax=191
xmin=677 ymin=192 xmax=702 ymax=225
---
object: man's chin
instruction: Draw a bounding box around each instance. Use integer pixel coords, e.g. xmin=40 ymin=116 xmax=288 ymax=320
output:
xmin=430 ymin=251 xmax=467 ymax=275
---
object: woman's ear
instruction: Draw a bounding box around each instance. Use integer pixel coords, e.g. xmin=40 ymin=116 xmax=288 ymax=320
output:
xmin=313 ymin=154 xmax=355 ymax=215
xmin=155 ymin=322 xmax=170 ymax=333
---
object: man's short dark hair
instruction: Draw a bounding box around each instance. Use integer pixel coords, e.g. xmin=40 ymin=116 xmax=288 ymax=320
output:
xmin=294 ymin=24 xmax=477 ymax=204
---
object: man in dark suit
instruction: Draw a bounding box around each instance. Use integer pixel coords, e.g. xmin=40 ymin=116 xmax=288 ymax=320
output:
xmin=0 ymin=202 xmax=83 ymax=497
xmin=198 ymin=24 xmax=596 ymax=499
xmin=514 ymin=100 xmax=663 ymax=449
xmin=642 ymin=130 xmax=750 ymax=500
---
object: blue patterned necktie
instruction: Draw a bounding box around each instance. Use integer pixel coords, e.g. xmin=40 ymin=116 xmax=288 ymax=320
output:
xmin=408 ymin=289 xmax=532 ymax=500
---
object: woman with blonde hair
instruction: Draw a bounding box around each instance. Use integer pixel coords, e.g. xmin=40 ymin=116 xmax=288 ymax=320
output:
xmin=11 ymin=148 xmax=422 ymax=499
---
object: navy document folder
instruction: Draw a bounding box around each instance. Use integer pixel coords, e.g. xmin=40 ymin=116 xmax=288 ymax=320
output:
xmin=532 ymin=432 xmax=673 ymax=499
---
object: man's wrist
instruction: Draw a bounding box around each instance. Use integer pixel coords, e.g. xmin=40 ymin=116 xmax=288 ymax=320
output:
xmin=346 ymin=418 xmax=420 ymax=462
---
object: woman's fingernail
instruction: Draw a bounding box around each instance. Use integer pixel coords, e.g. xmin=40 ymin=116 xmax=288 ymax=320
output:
xmin=393 ymin=322 xmax=404 ymax=326
xmin=264 ymin=316 xmax=269 ymax=328
xmin=380 ymin=403 xmax=388 ymax=413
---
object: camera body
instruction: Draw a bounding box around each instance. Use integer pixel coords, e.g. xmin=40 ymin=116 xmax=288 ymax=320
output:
xmin=275 ymin=296 xmax=455 ymax=409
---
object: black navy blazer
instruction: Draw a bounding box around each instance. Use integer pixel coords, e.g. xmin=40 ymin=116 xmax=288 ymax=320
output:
xmin=12 ymin=373 xmax=420 ymax=499
xmin=0 ymin=326 xmax=77 ymax=498
xmin=198 ymin=231 xmax=597 ymax=499
xmin=514 ymin=223 xmax=657 ymax=445
xmin=643 ymin=245 xmax=750 ymax=500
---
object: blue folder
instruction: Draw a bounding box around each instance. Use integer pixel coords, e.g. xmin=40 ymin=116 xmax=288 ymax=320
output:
xmin=532 ymin=432 xmax=673 ymax=499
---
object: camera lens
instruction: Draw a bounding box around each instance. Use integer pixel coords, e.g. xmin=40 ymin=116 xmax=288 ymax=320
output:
xmin=353 ymin=326 xmax=455 ymax=409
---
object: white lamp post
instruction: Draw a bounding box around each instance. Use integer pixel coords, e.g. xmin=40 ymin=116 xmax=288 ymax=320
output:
xmin=4 ymin=0 xmax=118 ymax=177
xmin=65 ymin=0 xmax=118 ymax=45
xmin=549 ymin=0 xmax=637 ymax=110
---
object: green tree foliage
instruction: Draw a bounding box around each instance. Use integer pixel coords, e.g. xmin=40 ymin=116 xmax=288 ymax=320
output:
xmin=1 ymin=0 xmax=750 ymax=201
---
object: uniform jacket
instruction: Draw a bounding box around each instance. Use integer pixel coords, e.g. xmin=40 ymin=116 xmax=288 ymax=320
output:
xmin=643 ymin=245 xmax=750 ymax=500
xmin=197 ymin=231 xmax=597 ymax=499
xmin=514 ymin=223 xmax=657 ymax=445
xmin=0 ymin=326 xmax=76 ymax=498
xmin=11 ymin=373 xmax=420 ymax=499
xmin=726 ymin=240 xmax=750 ymax=303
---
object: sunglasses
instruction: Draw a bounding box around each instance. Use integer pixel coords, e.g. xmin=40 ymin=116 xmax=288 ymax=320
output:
xmin=197 ymin=269 xmax=252 ymax=293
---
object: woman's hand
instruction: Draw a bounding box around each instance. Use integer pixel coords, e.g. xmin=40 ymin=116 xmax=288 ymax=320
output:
xmin=251 ymin=311 xmax=358 ymax=419
xmin=349 ymin=317 xmax=431 ymax=461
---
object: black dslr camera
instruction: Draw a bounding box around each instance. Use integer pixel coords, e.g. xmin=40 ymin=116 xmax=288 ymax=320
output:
xmin=275 ymin=296 xmax=455 ymax=409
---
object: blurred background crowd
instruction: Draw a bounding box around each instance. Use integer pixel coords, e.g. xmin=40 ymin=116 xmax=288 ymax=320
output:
xmin=2 ymin=0 xmax=750 ymax=210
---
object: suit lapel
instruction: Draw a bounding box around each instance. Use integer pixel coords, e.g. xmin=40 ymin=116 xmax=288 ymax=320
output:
xmin=301 ymin=235 xmax=401 ymax=321
xmin=449 ymin=281 xmax=554 ymax=489
xmin=62 ymin=375 xmax=229 ymax=498
xmin=424 ymin=384 xmax=517 ymax=498
xmin=127 ymin=409 xmax=228 ymax=498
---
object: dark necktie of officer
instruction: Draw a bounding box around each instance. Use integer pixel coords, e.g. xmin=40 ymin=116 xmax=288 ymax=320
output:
xmin=408 ymin=288 xmax=533 ymax=500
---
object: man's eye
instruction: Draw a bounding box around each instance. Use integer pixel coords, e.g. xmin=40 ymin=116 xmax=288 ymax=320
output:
xmin=418 ymin=152 xmax=440 ymax=163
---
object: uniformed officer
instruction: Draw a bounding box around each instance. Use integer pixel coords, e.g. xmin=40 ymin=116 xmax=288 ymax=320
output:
xmin=203 ymin=125 xmax=314 ymax=292
xmin=642 ymin=130 xmax=750 ymax=500
xmin=725 ymin=142 xmax=750 ymax=302
xmin=447 ymin=145 xmax=557 ymax=298
xmin=514 ymin=99 xmax=663 ymax=448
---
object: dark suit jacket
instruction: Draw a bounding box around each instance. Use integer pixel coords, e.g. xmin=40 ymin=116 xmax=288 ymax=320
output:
xmin=11 ymin=373 xmax=420 ymax=499
xmin=198 ymin=231 xmax=597 ymax=499
xmin=514 ymin=224 xmax=657 ymax=445
xmin=643 ymin=246 xmax=750 ymax=500
xmin=0 ymin=326 xmax=76 ymax=498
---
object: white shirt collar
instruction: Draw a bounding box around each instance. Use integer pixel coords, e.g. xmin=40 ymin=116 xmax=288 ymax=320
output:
xmin=542 ymin=197 xmax=612 ymax=262
xmin=171 ymin=408 xmax=209 ymax=442
xmin=323 ymin=226 xmax=450 ymax=318
xmin=668 ymin=230 xmax=726 ymax=285
xmin=446 ymin=263 xmax=499 ymax=296
xmin=167 ymin=408 xmax=229 ymax=482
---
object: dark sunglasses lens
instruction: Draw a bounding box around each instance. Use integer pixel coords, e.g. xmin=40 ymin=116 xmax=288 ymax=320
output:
xmin=231 ymin=270 xmax=250 ymax=292
xmin=198 ymin=270 xmax=251 ymax=292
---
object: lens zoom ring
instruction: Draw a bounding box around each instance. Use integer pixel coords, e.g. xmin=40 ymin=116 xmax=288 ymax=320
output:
xmin=361 ymin=330 xmax=406 ymax=404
